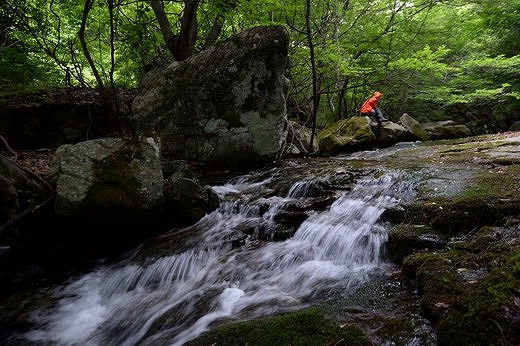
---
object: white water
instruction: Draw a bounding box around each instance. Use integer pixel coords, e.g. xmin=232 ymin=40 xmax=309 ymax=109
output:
xmin=25 ymin=171 xmax=409 ymax=346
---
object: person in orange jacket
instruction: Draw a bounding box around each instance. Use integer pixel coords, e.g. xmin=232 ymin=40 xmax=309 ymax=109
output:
xmin=360 ymin=91 xmax=387 ymax=126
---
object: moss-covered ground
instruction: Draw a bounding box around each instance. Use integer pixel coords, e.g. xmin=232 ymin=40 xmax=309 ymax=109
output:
xmin=186 ymin=308 xmax=372 ymax=346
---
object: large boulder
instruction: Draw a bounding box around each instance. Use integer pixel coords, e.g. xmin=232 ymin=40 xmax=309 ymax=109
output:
xmin=370 ymin=120 xmax=418 ymax=145
xmin=54 ymin=137 xmax=164 ymax=229
xmin=422 ymin=120 xmax=472 ymax=140
xmin=131 ymin=25 xmax=289 ymax=170
xmin=399 ymin=113 xmax=429 ymax=141
xmin=318 ymin=116 xmax=375 ymax=156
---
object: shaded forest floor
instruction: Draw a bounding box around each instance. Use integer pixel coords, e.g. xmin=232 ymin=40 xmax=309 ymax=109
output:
xmin=0 ymin=87 xmax=136 ymax=108
xmin=0 ymin=87 xmax=138 ymax=181
xmin=0 ymin=149 xmax=55 ymax=181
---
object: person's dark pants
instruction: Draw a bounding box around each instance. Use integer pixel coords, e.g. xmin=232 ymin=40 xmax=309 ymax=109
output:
xmin=361 ymin=108 xmax=384 ymax=126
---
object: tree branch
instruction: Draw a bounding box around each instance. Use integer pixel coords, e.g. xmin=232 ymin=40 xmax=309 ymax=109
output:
xmin=78 ymin=0 xmax=105 ymax=89
xmin=148 ymin=0 xmax=177 ymax=57
xmin=0 ymin=196 xmax=54 ymax=237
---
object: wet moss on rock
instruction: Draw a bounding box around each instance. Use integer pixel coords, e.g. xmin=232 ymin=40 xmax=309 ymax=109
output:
xmin=186 ymin=308 xmax=372 ymax=346
xmin=402 ymin=164 xmax=520 ymax=236
xmin=386 ymin=225 xmax=447 ymax=264
xmin=402 ymin=223 xmax=520 ymax=345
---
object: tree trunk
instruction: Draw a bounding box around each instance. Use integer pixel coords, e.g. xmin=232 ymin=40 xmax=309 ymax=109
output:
xmin=148 ymin=0 xmax=176 ymax=57
xmin=79 ymin=0 xmax=117 ymax=130
xmin=336 ymin=78 xmax=348 ymax=120
xmin=107 ymin=0 xmax=120 ymax=118
xmin=202 ymin=0 xmax=239 ymax=49
xmin=78 ymin=0 xmax=105 ymax=89
xmin=305 ymin=0 xmax=319 ymax=153
xmin=149 ymin=0 xmax=199 ymax=61
xmin=202 ymin=14 xmax=225 ymax=49
xmin=173 ymin=0 xmax=199 ymax=60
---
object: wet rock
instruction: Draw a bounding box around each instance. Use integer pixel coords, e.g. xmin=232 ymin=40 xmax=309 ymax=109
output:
xmin=165 ymin=171 xmax=219 ymax=226
xmin=399 ymin=113 xmax=429 ymax=141
xmin=185 ymin=308 xmax=372 ymax=346
xmin=386 ymin=225 xmax=447 ymax=264
xmin=401 ymin=224 xmax=520 ymax=346
xmin=370 ymin=120 xmax=418 ymax=146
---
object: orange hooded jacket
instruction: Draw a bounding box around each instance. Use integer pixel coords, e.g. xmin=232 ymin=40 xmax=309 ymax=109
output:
xmin=360 ymin=92 xmax=383 ymax=113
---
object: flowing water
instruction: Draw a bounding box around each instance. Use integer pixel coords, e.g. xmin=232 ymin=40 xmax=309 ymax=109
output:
xmin=23 ymin=158 xmax=418 ymax=345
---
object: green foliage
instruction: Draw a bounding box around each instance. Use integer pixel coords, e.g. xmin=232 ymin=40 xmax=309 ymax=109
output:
xmin=389 ymin=46 xmax=452 ymax=76
xmin=478 ymin=0 xmax=520 ymax=56
xmin=1 ymin=0 xmax=520 ymax=129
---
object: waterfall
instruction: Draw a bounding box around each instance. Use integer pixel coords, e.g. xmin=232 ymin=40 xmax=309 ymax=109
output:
xmin=24 ymin=170 xmax=409 ymax=346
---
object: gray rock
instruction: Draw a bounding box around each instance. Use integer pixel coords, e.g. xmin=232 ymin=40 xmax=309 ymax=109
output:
xmin=131 ymin=25 xmax=289 ymax=170
xmin=422 ymin=120 xmax=472 ymax=140
xmin=54 ymin=137 xmax=164 ymax=226
xmin=165 ymin=171 xmax=219 ymax=226
xmin=399 ymin=113 xmax=429 ymax=141
xmin=371 ymin=120 xmax=418 ymax=145
xmin=281 ymin=121 xmax=319 ymax=156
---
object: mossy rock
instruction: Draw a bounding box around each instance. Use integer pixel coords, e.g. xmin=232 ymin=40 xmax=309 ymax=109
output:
xmin=401 ymin=164 xmax=520 ymax=236
xmin=402 ymin=223 xmax=520 ymax=345
xmin=186 ymin=308 xmax=372 ymax=346
xmin=318 ymin=117 xmax=375 ymax=156
xmin=0 ymin=288 xmax=55 ymax=340
xmin=399 ymin=113 xmax=429 ymax=141
xmin=386 ymin=225 xmax=447 ymax=264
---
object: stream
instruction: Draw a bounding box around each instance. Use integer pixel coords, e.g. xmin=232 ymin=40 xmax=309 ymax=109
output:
xmin=21 ymin=144 xmax=436 ymax=345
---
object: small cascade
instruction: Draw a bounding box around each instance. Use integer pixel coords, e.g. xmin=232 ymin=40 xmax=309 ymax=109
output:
xmin=287 ymin=179 xmax=325 ymax=197
xmin=24 ymin=169 xmax=411 ymax=346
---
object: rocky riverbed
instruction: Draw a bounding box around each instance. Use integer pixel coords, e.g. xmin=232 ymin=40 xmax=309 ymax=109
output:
xmin=1 ymin=132 xmax=519 ymax=345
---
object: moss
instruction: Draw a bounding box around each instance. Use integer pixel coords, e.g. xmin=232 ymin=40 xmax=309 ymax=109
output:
xmin=403 ymin=224 xmax=520 ymax=345
xmin=403 ymin=165 xmax=520 ymax=236
xmin=81 ymin=147 xmax=146 ymax=221
xmin=436 ymin=254 xmax=520 ymax=345
xmin=186 ymin=308 xmax=372 ymax=346
xmin=450 ymin=165 xmax=520 ymax=204
xmin=0 ymin=288 xmax=55 ymax=337
xmin=318 ymin=117 xmax=375 ymax=155
xmin=386 ymin=225 xmax=446 ymax=264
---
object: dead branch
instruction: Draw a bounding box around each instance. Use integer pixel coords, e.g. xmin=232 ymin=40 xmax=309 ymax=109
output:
xmin=0 ymin=134 xmax=17 ymax=161
xmin=0 ymin=196 xmax=54 ymax=237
